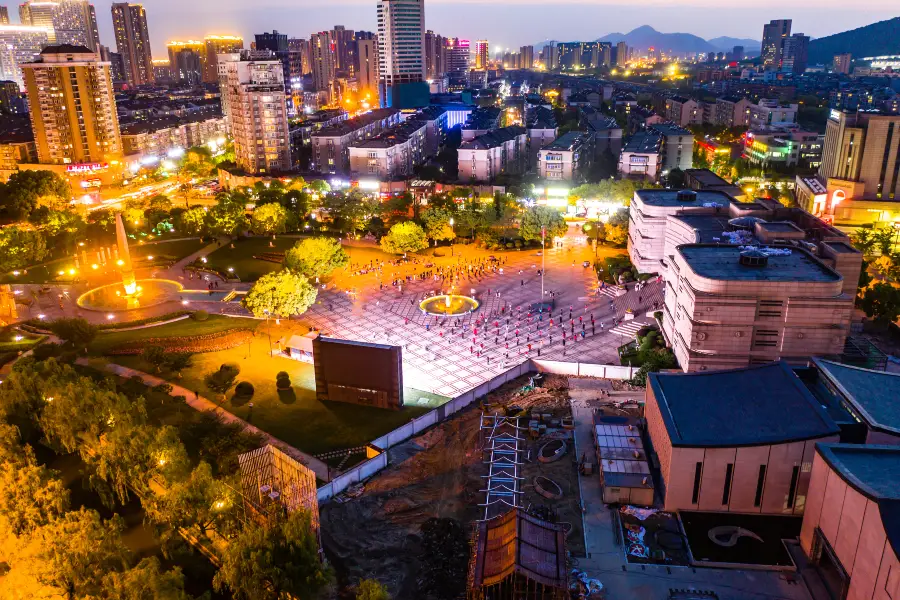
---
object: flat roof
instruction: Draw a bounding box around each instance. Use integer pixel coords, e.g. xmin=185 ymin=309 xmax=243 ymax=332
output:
xmin=817 ymin=444 xmax=900 ymax=500
xmin=648 ymin=361 xmax=840 ymax=448
xmin=313 ymin=108 xmax=398 ymax=137
xmin=622 ymin=131 xmax=662 ymax=153
xmin=813 ymin=359 xmax=900 ymax=434
xmin=677 ymin=244 xmax=841 ymax=283
xmin=543 ymin=131 xmax=589 ymax=151
xmin=635 ymin=189 xmax=734 ymax=208
xmin=757 ymin=221 xmax=804 ymax=233
xmin=670 ymin=214 xmax=730 ymax=242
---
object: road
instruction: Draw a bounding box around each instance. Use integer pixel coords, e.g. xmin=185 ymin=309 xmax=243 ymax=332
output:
xmin=86 ymin=177 xmax=218 ymax=212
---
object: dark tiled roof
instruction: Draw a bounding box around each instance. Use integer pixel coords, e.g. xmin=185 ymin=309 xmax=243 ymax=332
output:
xmin=460 ymin=126 xmax=525 ymax=150
xmin=648 ymin=361 xmax=840 ymax=447
xmin=543 ymin=131 xmax=589 ymax=151
xmin=40 ymin=44 xmax=94 ymax=55
xmin=814 ymin=359 xmax=900 ymax=434
xmin=313 ymin=108 xmax=399 ymax=137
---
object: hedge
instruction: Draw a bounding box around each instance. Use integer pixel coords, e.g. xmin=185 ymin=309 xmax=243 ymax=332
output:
xmin=106 ymin=329 xmax=254 ymax=355
xmin=22 ymin=311 xmax=192 ymax=331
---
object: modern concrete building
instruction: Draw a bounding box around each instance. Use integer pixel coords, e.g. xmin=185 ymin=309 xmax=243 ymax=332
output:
xmin=761 ymin=19 xmax=791 ymax=70
xmin=202 ymin=35 xmax=243 ymax=84
xmin=618 ymin=131 xmax=662 ymax=180
xmin=537 ymin=131 xmax=593 ymax=183
xmin=781 ymin=33 xmax=809 ymax=75
xmin=664 ymin=96 xmax=702 ymax=127
xmin=110 ymin=3 xmax=153 ymax=86
xmin=0 ymin=24 xmax=49 ymax=87
xmin=473 ymin=39 xmax=488 ymax=70
xmin=356 ymin=38 xmax=378 ymax=103
xmin=645 ymin=361 xmax=840 ymax=514
xmin=166 ymin=40 xmax=204 ymax=85
xmin=525 ymin=106 xmax=557 ymax=168
xmin=120 ymin=114 xmax=226 ymax=158
xmin=348 ymin=118 xmax=428 ymax=179
xmin=584 ymin=114 xmax=622 ymax=156
xmin=457 ymin=126 xmax=527 ymax=183
xmin=683 ymin=168 xmax=747 ymax=201
xmin=650 ymin=123 xmax=693 ymax=172
xmin=714 ymin=95 xmax=752 ymax=128
xmin=832 ymin=53 xmax=852 ymax=75
xmin=22 ymin=45 xmax=121 ymax=165
xmin=744 ymin=129 xmax=823 ymax=169
xmin=20 ymin=0 xmax=99 ymax=51
xmin=310 ymin=31 xmax=336 ymax=103
xmin=749 ymin=98 xmax=798 ymax=129
xmin=799 ymin=444 xmax=900 ymax=600
xmin=376 ymin=0 xmax=428 ymax=108
xmin=219 ymin=51 xmax=291 ymax=174
xmin=310 ymin=107 xmax=400 ymax=174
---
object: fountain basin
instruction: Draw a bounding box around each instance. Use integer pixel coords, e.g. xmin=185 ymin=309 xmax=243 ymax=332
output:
xmin=419 ymin=294 xmax=479 ymax=316
xmin=77 ymin=279 xmax=184 ymax=311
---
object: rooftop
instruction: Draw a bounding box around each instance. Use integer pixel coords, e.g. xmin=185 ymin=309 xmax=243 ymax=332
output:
xmin=677 ymin=244 xmax=841 ymax=283
xmin=543 ymin=131 xmax=589 ymax=151
xmin=648 ymin=361 xmax=840 ymax=448
xmin=351 ymin=119 xmax=427 ymax=149
xmin=313 ymin=108 xmax=399 ymax=138
xmin=651 ymin=122 xmax=692 ymax=136
xmin=635 ymin=188 xmax=734 ymax=208
xmin=460 ymin=126 xmax=525 ymax=150
xmin=817 ymin=444 xmax=900 ymax=500
xmin=622 ymin=131 xmax=662 ymax=153
xmin=813 ymin=359 xmax=900 ymax=434
xmin=39 ymin=44 xmax=94 ymax=56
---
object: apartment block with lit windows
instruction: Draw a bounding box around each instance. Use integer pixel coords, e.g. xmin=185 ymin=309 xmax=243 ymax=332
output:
xmin=21 ymin=44 xmax=122 ymax=165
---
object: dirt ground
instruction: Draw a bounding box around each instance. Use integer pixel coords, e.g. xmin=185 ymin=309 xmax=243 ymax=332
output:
xmin=319 ymin=373 xmax=586 ymax=598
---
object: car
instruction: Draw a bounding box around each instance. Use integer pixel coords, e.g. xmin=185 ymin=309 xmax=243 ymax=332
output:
xmin=582 ymin=260 xmax=591 ymax=268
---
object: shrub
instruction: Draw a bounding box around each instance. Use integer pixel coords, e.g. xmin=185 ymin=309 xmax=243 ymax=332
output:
xmin=106 ymin=329 xmax=253 ymax=355
xmin=514 ymin=239 xmax=523 ymax=249
xmin=192 ymin=310 xmax=209 ymax=321
xmin=276 ymin=371 xmax=291 ymax=389
xmin=234 ymin=381 xmax=254 ymax=398
xmin=505 ymin=242 xmax=514 ymax=249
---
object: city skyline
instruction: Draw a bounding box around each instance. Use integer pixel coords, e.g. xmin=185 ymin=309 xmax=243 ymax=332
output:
xmin=7 ymin=0 xmax=893 ymax=58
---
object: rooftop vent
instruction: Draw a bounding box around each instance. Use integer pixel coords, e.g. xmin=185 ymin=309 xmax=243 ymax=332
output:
xmin=739 ymin=248 xmax=769 ymax=268
xmin=676 ymin=190 xmax=697 ymax=203
xmin=728 ymin=216 xmax=767 ymax=231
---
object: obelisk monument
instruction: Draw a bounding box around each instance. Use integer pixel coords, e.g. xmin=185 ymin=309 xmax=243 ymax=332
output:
xmin=115 ymin=213 xmax=137 ymax=296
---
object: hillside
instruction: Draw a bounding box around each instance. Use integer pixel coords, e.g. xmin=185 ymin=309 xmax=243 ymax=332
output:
xmin=807 ymin=17 xmax=900 ymax=64
xmin=597 ymin=25 xmax=713 ymax=54
xmin=707 ymin=36 xmax=760 ymax=53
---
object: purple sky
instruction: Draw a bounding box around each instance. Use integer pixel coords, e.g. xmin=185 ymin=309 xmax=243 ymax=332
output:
xmin=76 ymin=0 xmax=898 ymax=58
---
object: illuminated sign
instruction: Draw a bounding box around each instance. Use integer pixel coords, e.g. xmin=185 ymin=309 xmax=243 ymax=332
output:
xmin=829 ymin=109 xmax=842 ymax=121
xmin=66 ymin=162 xmax=108 ymax=173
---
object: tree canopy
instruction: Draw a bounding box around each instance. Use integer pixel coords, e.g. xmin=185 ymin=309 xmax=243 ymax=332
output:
xmin=251 ymin=202 xmax=294 ymax=234
xmin=242 ymin=269 xmax=318 ymax=318
xmin=421 ymin=207 xmax=456 ymax=243
xmin=0 ymin=170 xmax=72 ymax=220
xmin=283 ymin=237 xmax=349 ymax=280
xmin=520 ymin=206 xmax=567 ymax=243
xmin=860 ymin=282 xmax=900 ymax=326
xmin=380 ymin=222 xmax=428 ymax=254
xmin=0 ymin=226 xmax=49 ymax=272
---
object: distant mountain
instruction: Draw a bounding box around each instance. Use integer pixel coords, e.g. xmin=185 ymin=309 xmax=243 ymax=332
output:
xmin=808 ymin=17 xmax=900 ymax=65
xmin=707 ymin=36 xmax=760 ymax=52
xmin=597 ymin=25 xmax=714 ymax=54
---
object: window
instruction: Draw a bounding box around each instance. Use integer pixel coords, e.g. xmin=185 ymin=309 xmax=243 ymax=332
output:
xmin=691 ymin=462 xmax=703 ymax=504
xmin=786 ymin=465 xmax=800 ymax=509
xmin=722 ymin=464 xmax=734 ymax=505
xmin=754 ymin=465 xmax=766 ymax=507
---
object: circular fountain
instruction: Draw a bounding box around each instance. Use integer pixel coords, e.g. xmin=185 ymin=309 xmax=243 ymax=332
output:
xmin=419 ymin=294 xmax=479 ymax=316
xmin=77 ymin=279 xmax=184 ymax=311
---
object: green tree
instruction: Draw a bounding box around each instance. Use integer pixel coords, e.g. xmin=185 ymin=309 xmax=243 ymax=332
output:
xmin=357 ymin=579 xmax=391 ymax=600
xmin=582 ymin=220 xmax=606 ymax=243
xmin=181 ymin=146 xmax=216 ymax=178
xmin=380 ymin=222 xmax=428 ymax=254
xmin=860 ymin=282 xmax=900 ymax=326
xmin=251 ymin=202 xmax=293 ymax=234
xmin=0 ymin=170 xmax=72 ymax=220
xmin=165 ymin=352 xmax=193 ymax=378
xmin=421 ymin=207 xmax=456 ymax=244
xmin=47 ymin=317 xmax=98 ymax=350
xmin=667 ymin=168 xmax=686 ymax=188
xmin=213 ymin=510 xmax=331 ymax=600
xmin=283 ymin=237 xmax=349 ymax=280
xmin=176 ymin=206 xmax=208 ymax=236
xmin=0 ymin=461 xmax=69 ymax=536
xmin=242 ymin=269 xmax=318 ymax=318
xmin=204 ymin=364 xmax=241 ymax=400
xmin=520 ymin=206 xmax=566 ymax=243
xmin=102 ymin=557 xmax=192 ymax=600
xmin=0 ymin=226 xmax=49 ymax=272
xmin=142 ymin=346 xmax=168 ymax=373
xmin=851 ymin=228 xmax=877 ymax=256
xmin=605 ymin=208 xmax=630 ymax=246
xmin=308 ymin=179 xmax=331 ymax=195
xmin=146 ymin=462 xmax=232 ymax=538
xmin=207 ymin=200 xmax=249 ymax=236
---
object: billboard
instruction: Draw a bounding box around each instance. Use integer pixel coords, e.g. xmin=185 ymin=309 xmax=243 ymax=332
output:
xmin=312 ymin=337 xmax=403 ymax=410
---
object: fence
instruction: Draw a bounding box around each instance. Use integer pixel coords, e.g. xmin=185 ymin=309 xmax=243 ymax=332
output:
xmin=316 ymin=359 xmax=635 ymax=502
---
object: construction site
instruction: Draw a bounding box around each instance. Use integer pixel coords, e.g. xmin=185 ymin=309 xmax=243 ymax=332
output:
xmin=319 ymin=372 xmax=588 ymax=599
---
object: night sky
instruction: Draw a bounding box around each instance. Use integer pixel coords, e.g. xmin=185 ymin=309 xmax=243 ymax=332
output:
xmin=37 ymin=0 xmax=900 ymax=58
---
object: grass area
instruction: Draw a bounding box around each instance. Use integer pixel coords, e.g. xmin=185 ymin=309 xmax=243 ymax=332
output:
xmin=202 ymin=236 xmax=300 ymax=281
xmin=130 ymin=238 xmax=206 ymax=262
xmin=88 ymin=314 xmax=257 ymax=354
xmin=100 ymin=324 xmax=446 ymax=456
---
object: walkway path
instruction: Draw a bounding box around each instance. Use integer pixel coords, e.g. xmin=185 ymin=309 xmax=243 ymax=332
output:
xmin=77 ymin=359 xmax=331 ymax=481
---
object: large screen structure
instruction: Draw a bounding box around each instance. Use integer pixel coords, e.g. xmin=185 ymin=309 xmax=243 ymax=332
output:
xmin=312 ymin=337 xmax=403 ymax=410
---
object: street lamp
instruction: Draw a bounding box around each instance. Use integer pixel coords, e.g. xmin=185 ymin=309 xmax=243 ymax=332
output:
xmin=449 ymin=217 xmax=455 ymax=256
xmin=263 ymin=309 xmax=272 ymax=355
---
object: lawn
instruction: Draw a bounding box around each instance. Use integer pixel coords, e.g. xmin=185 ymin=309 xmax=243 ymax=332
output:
xmin=130 ymin=238 xmax=206 ymax=262
xmin=202 ymin=236 xmax=300 ymax=281
xmin=92 ymin=316 xmax=447 ymax=456
xmin=88 ymin=314 xmax=257 ymax=354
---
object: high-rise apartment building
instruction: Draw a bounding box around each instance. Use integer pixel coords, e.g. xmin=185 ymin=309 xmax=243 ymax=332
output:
xmin=218 ymin=51 xmax=291 ymax=174
xmin=111 ymin=3 xmax=152 ymax=86
xmin=203 ymin=35 xmax=242 ymax=84
xmin=424 ymin=30 xmax=444 ymax=79
xmin=330 ymin=25 xmax=355 ymax=74
xmin=255 ymin=30 xmax=287 ymax=53
xmin=761 ymin=19 xmax=791 ymax=70
xmin=819 ymin=111 xmax=900 ymax=200
xmin=377 ymin=0 xmax=427 ymax=108
xmin=832 ymin=53 xmax=851 ymax=75
xmin=20 ymin=0 xmax=99 ymax=50
xmin=287 ymin=37 xmax=310 ymax=77
xmin=519 ymin=45 xmax=533 ymax=70
xmin=474 ymin=39 xmax=489 ymax=70
xmin=615 ymin=41 xmax=628 ymax=67
xmin=0 ymin=6 xmax=9 ymax=23
xmin=22 ymin=44 xmax=121 ymax=164
xmin=356 ymin=38 xmax=378 ymax=104
xmin=0 ymin=24 xmax=49 ymax=87
xmin=310 ymin=31 xmax=335 ymax=101
xmin=166 ymin=40 xmax=204 ymax=85
xmin=98 ymin=44 xmax=124 ymax=83
xmin=781 ymin=33 xmax=809 ymax=74
xmin=444 ymin=37 xmax=469 ymax=83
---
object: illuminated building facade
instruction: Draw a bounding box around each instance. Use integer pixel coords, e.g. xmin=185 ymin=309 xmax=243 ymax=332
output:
xmin=111 ymin=2 xmax=153 ymax=86
xmin=761 ymin=19 xmax=791 ymax=70
xmin=424 ymin=30 xmax=444 ymax=79
xmin=203 ymin=35 xmax=243 ymax=84
xmin=22 ymin=44 xmax=122 ymax=164
xmin=356 ymin=37 xmax=378 ymax=105
xmin=219 ymin=51 xmax=291 ymax=174
xmin=166 ymin=40 xmax=204 ymax=85
xmin=0 ymin=24 xmax=49 ymax=87
xmin=20 ymin=0 xmax=99 ymax=51
xmin=310 ymin=31 xmax=335 ymax=103
xmin=377 ymin=0 xmax=427 ymax=108
xmin=444 ymin=37 xmax=469 ymax=86
xmin=473 ymin=39 xmax=488 ymax=70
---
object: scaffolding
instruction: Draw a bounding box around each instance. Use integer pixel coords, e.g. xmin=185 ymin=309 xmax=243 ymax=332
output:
xmin=237 ymin=445 xmax=320 ymax=536
xmin=478 ymin=413 xmax=525 ymax=521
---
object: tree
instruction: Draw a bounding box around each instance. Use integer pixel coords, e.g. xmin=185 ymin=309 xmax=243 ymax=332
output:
xmin=13 ymin=508 xmax=130 ymax=599
xmin=859 ymin=282 xmax=900 ymax=326
xmin=165 ymin=352 xmax=193 ymax=378
xmin=0 ymin=170 xmax=72 ymax=220
xmin=605 ymin=208 xmax=630 ymax=246
xmin=102 ymin=557 xmax=191 ymax=600
xmin=207 ymin=200 xmax=249 ymax=236
xmin=0 ymin=226 xmax=49 ymax=272
xmin=176 ymin=206 xmax=208 ymax=236
xmin=213 ymin=510 xmax=331 ymax=600
xmin=421 ymin=207 xmax=455 ymax=244
xmin=181 ymin=146 xmax=216 ymax=178
xmin=47 ymin=317 xmax=98 ymax=350
xmin=242 ymin=269 xmax=318 ymax=318
xmin=146 ymin=462 xmax=231 ymax=538
xmin=582 ymin=220 xmax=606 ymax=243
xmin=142 ymin=346 xmax=169 ymax=373
xmin=667 ymin=168 xmax=686 ymax=188
xmin=283 ymin=237 xmax=349 ymax=280
xmin=380 ymin=222 xmax=428 ymax=254
xmin=308 ymin=179 xmax=331 ymax=195
xmin=357 ymin=579 xmax=391 ymax=600
xmin=204 ymin=364 xmax=241 ymax=400
xmin=251 ymin=202 xmax=292 ymax=234
xmin=0 ymin=461 xmax=69 ymax=536
xmin=851 ymin=228 xmax=877 ymax=256
xmin=520 ymin=206 xmax=566 ymax=243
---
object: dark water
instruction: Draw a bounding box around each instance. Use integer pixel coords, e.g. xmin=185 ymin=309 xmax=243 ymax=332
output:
xmin=33 ymin=444 xmax=229 ymax=599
